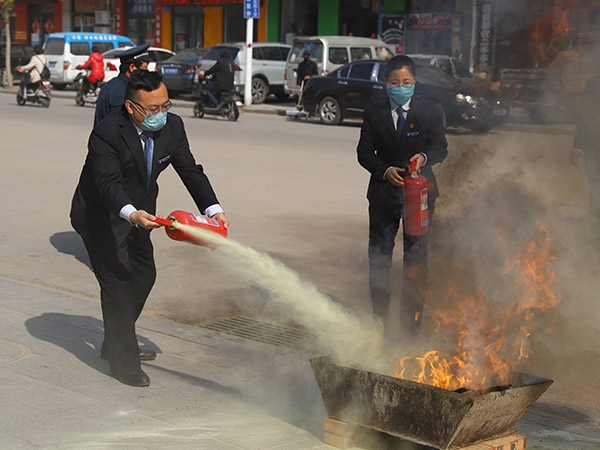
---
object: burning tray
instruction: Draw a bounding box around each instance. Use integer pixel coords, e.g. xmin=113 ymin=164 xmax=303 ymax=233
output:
xmin=310 ymin=356 xmax=553 ymax=449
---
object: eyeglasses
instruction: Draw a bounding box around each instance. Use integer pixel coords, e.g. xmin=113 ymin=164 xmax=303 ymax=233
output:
xmin=130 ymin=99 xmax=172 ymax=116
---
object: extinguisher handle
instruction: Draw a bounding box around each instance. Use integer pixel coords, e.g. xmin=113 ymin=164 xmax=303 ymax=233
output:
xmin=153 ymin=216 xmax=174 ymax=227
xmin=410 ymin=159 xmax=417 ymax=173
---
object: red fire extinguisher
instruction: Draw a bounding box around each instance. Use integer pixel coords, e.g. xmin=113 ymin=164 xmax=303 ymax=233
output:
xmin=154 ymin=210 xmax=227 ymax=247
xmin=403 ymin=160 xmax=429 ymax=236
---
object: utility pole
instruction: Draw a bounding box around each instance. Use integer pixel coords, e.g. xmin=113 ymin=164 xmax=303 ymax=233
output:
xmin=243 ymin=0 xmax=259 ymax=107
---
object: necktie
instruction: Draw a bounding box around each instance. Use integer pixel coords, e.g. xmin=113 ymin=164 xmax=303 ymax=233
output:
xmin=142 ymin=131 xmax=154 ymax=186
xmin=396 ymin=107 xmax=406 ymax=137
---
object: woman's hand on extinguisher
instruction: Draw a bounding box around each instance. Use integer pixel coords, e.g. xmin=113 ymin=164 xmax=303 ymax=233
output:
xmin=131 ymin=210 xmax=161 ymax=229
xmin=211 ymin=212 xmax=229 ymax=229
xmin=410 ymin=153 xmax=426 ymax=171
xmin=384 ymin=166 xmax=406 ymax=186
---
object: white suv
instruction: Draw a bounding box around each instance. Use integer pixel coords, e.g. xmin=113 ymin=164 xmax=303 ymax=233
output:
xmin=196 ymin=42 xmax=291 ymax=104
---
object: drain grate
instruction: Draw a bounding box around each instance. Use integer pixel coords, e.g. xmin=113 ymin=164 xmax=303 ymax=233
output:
xmin=200 ymin=316 xmax=311 ymax=347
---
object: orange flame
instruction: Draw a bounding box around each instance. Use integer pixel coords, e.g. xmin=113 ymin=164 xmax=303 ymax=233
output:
xmin=395 ymin=220 xmax=560 ymax=391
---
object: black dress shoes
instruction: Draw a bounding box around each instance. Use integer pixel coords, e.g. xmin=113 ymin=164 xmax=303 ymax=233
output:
xmin=138 ymin=349 xmax=157 ymax=361
xmin=110 ymin=368 xmax=150 ymax=387
xmin=100 ymin=348 xmax=157 ymax=361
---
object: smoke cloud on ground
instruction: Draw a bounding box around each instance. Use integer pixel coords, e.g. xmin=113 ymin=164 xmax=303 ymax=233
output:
xmin=428 ymin=129 xmax=600 ymax=397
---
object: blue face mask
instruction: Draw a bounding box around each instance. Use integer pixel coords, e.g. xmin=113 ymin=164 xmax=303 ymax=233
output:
xmin=139 ymin=111 xmax=167 ymax=132
xmin=387 ymin=84 xmax=415 ymax=106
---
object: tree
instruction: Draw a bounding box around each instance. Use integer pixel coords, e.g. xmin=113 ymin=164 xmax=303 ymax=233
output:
xmin=1 ymin=0 xmax=15 ymax=87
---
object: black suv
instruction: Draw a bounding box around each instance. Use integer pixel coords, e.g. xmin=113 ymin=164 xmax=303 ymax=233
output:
xmin=301 ymin=59 xmax=497 ymax=133
xmin=1 ymin=43 xmax=35 ymax=87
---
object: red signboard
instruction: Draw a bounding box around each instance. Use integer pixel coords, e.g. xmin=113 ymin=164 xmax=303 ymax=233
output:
xmin=161 ymin=0 xmax=243 ymax=5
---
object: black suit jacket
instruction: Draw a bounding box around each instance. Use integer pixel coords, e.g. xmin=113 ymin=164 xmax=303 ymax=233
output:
xmin=357 ymin=94 xmax=448 ymax=207
xmin=71 ymin=107 xmax=220 ymax=246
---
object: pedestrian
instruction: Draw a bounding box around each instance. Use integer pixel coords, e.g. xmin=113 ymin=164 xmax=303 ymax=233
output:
xmin=296 ymin=50 xmax=318 ymax=88
xmin=94 ymin=42 xmax=152 ymax=126
xmin=70 ymin=70 xmax=228 ymax=387
xmin=200 ymin=48 xmax=235 ymax=106
xmin=17 ymin=45 xmax=48 ymax=91
xmin=570 ymin=74 xmax=600 ymax=234
xmin=76 ymin=45 xmax=105 ymax=95
xmin=356 ymin=55 xmax=448 ymax=334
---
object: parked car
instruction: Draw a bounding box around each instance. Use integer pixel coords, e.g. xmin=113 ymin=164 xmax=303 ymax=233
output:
xmin=155 ymin=47 xmax=209 ymax=97
xmin=284 ymin=36 xmax=394 ymax=96
xmin=301 ymin=59 xmax=495 ymax=133
xmin=102 ymin=46 xmax=175 ymax=82
xmin=0 ymin=43 xmax=35 ymax=87
xmin=410 ymin=54 xmax=509 ymax=122
xmin=195 ymin=42 xmax=291 ymax=104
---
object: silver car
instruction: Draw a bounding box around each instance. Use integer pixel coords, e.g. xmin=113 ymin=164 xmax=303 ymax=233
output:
xmin=196 ymin=43 xmax=291 ymax=104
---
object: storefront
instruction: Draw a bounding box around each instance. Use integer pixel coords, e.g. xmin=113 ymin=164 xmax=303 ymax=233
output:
xmin=5 ymin=0 xmax=61 ymax=45
xmin=125 ymin=0 xmax=154 ymax=45
xmin=156 ymin=0 xmax=268 ymax=51
xmin=404 ymin=0 xmax=462 ymax=57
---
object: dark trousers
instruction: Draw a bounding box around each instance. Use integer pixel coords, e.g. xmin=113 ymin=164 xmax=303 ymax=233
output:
xmin=84 ymin=227 xmax=156 ymax=374
xmin=205 ymin=82 xmax=220 ymax=105
xmin=368 ymin=201 xmax=435 ymax=332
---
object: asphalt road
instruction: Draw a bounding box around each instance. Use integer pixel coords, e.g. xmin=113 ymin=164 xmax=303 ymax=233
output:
xmin=1 ymin=93 xmax=599 ymax=448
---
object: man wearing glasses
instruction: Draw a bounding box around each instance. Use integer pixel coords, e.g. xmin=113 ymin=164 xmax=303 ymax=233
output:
xmin=70 ymin=70 xmax=228 ymax=387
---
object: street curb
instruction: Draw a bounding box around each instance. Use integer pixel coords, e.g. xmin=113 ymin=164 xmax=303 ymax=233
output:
xmin=0 ymin=86 xmax=284 ymax=115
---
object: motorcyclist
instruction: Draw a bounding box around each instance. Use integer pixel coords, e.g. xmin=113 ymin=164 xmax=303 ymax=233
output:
xmin=201 ymin=49 xmax=235 ymax=106
xmin=76 ymin=45 xmax=105 ymax=95
xmin=17 ymin=45 xmax=48 ymax=92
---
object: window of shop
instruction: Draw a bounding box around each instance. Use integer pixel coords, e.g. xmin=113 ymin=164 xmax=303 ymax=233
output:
xmin=127 ymin=17 xmax=154 ymax=46
xmin=224 ymin=5 xmax=245 ymax=42
xmin=339 ymin=0 xmax=378 ymax=37
xmin=173 ymin=7 xmax=204 ymax=50
xmin=281 ymin=0 xmax=318 ymax=44
xmin=404 ymin=12 xmax=461 ymax=56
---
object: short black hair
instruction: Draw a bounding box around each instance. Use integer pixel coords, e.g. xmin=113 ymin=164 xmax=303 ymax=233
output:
xmin=92 ymin=45 xmax=101 ymax=53
xmin=384 ymin=55 xmax=416 ymax=80
xmin=34 ymin=45 xmax=44 ymax=54
xmin=126 ymin=70 xmax=163 ymax=102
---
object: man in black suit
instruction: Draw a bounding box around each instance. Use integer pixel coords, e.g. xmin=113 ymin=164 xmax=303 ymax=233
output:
xmin=357 ymin=55 xmax=447 ymax=334
xmin=71 ymin=70 xmax=228 ymax=387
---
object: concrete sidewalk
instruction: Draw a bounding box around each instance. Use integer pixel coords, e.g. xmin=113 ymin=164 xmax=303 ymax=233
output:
xmin=0 ymin=276 xmax=331 ymax=449
xmin=3 ymin=276 xmax=600 ymax=450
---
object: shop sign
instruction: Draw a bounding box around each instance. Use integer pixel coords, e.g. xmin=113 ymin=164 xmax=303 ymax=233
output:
xmin=75 ymin=0 xmax=106 ymax=14
xmin=379 ymin=15 xmax=405 ymax=54
xmin=161 ymin=0 xmax=243 ymax=5
xmin=128 ymin=0 xmax=155 ymax=15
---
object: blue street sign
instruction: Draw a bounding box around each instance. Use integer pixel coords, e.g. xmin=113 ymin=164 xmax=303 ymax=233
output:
xmin=243 ymin=0 xmax=260 ymax=19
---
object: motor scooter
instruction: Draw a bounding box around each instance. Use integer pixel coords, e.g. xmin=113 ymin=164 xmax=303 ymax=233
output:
xmin=74 ymin=70 xmax=104 ymax=106
xmin=192 ymin=73 xmax=240 ymax=121
xmin=16 ymin=68 xmax=51 ymax=108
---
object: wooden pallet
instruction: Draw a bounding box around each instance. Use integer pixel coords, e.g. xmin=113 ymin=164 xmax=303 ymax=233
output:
xmin=322 ymin=418 xmax=526 ymax=450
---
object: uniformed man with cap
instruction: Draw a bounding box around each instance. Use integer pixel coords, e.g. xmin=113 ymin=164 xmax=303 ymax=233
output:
xmin=94 ymin=42 xmax=153 ymax=126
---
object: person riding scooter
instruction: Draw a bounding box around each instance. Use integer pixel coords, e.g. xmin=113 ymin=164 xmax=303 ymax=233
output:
xmin=17 ymin=45 xmax=48 ymax=93
xmin=200 ymin=49 xmax=235 ymax=107
xmin=76 ymin=45 xmax=105 ymax=95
